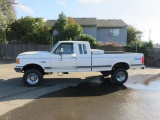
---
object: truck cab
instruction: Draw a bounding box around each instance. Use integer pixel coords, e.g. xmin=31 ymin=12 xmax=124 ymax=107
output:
xmin=49 ymin=41 xmax=92 ymax=72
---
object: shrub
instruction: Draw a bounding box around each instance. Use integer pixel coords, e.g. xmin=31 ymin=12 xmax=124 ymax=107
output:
xmin=97 ymin=41 xmax=121 ymax=47
xmin=75 ymin=34 xmax=97 ymax=48
xmin=124 ymin=40 xmax=154 ymax=64
xmin=96 ymin=41 xmax=123 ymax=51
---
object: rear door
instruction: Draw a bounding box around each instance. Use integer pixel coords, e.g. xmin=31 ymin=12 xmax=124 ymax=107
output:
xmin=76 ymin=43 xmax=91 ymax=72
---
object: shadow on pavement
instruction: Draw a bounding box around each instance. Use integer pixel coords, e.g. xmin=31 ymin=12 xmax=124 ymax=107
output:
xmin=0 ymin=75 xmax=127 ymax=102
xmin=39 ymin=76 xmax=127 ymax=98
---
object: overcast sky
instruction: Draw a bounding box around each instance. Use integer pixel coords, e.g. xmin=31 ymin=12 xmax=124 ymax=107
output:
xmin=15 ymin=0 xmax=160 ymax=44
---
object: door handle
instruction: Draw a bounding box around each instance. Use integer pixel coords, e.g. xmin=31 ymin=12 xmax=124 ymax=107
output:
xmin=72 ymin=54 xmax=76 ymax=58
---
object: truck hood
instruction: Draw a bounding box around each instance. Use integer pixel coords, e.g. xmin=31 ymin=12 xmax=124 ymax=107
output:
xmin=19 ymin=51 xmax=50 ymax=56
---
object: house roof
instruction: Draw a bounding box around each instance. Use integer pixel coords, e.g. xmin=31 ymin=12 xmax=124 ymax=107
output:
xmin=46 ymin=18 xmax=127 ymax=28
xmin=46 ymin=20 xmax=56 ymax=27
xmin=46 ymin=18 xmax=97 ymax=27
xmin=74 ymin=18 xmax=97 ymax=26
xmin=97 ymin=19 xmax=127 ymax=28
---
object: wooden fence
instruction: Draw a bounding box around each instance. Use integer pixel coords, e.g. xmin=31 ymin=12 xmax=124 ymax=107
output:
xmin=1 ymin=43 xmax=160 ymax=66
xmin=0 ymin=44 xmax=123 ymax=59
xmin=0 ymin=44 xmax=51 ymax=59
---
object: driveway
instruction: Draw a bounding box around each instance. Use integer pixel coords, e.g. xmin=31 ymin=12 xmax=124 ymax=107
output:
xmin=0 ymin=61 xmax=160 ymax=120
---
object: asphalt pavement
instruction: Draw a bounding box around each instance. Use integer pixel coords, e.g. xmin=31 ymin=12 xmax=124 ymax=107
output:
xmin=0 ymin=61 xmax=160 ymax=120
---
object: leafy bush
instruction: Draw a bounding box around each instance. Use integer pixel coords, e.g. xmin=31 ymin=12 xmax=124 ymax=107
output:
xmin=75 ymin=34 xmax=97 ymax=48
xmin=53 ymin=13 xmax=83 ymax=42
xmin=97 ymin=41 xmax=121 ymax=47
xmin=127 ymin=25 xmax=142 ymax=44
xmin=96 ymin=41 xmax=123 ymax=51
xmin=21 ymin=27 xmax=51 ymax=44
xmin=7 ymin=16 xmax=51 ymax=44
xmin=124 ymin=40 xmax=153 ymax=63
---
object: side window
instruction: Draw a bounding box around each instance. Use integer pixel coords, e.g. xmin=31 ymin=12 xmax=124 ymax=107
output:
xmin=54 ymin=45 xmax=60 ymax=54
xmin=54 ymin=43 xmax=74 ymax=54
xmin=78 ymin=44 xmax=83 ymax=54
xmin=83 ymin=44 xmax=87 ymax=54
xmin=110 ymin=29 xmax=120 ymax=36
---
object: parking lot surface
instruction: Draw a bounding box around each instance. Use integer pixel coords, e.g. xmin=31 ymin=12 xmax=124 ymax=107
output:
xmin=0 ymin=61 xmax=160 ymax=120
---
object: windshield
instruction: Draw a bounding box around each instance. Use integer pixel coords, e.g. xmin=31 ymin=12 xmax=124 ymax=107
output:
xmin=49 ymin=42 xmax=59 ymax=53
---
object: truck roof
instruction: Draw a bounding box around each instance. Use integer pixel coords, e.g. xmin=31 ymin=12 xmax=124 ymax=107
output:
xmin=58 ymin=41 xmax=89 ymax=43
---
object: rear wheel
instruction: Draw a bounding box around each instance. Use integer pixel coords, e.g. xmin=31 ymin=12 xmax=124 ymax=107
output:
xmin=111 ymin=68 xmax=128 ymax=84
xmin=23 ymin=69 xmax=43 ymax=87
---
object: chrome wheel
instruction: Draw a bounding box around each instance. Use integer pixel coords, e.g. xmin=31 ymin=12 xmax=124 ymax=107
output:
xmin=116 ymin=72 xmax=126 ymax=82
xmin=23 ymin=69 xmax=43 ymax=87
xmin=27 ymin=73 xmax=39 ymax=85
xmin=111 ymin=68 xmax=128 ymax=84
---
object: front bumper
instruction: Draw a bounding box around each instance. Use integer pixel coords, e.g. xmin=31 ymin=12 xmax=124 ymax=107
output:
xmin=14 ymin=66 xmax=23 ymax=72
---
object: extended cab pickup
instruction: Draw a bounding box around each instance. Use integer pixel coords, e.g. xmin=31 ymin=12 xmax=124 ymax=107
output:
xmin=14 ymin=41 xmax=145 ymax=87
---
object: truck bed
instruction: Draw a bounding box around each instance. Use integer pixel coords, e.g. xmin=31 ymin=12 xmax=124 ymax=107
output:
xmin=104 ymin=51 xmax=125 ymax=54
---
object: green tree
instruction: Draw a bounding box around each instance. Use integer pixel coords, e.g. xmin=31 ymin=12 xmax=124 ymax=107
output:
xmin=21 ymin=27 xmax=51 ymax=44
xmin=0 ymin=0 xmax=16 ymax=28
xmin=8 ymin=16 xmax=51 ymax=44
xmin=124 ymin=40 xmax=153 ymax=64
xmin=53 ymin=12 xmax=83 ymax=42
xmin=64 ymin=17 xmax=83 ymax=40
xmin=127 ymin=25 xmax=142 ymax=44
xmin=0 ymin=0 xmax=16 ymax=43
xmin=53 ymin=12 xmax=67 ymax=41
xmin=75 ymin=34 xmax=97 ymax=48
xmin=144 ymin=40 xmax=153 ymax=48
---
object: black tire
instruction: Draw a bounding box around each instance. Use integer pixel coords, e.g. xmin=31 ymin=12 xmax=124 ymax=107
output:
xmin=100 ymin=71 xmax=110 ymax=77
xmin=23 ymin=69 xmax=43 ymax=87
xmin=111 ymin=68 xmax=128 ymax=84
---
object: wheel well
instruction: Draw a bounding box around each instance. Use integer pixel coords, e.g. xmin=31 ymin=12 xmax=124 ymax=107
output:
xmin=112 ymin=62 xmax=130 ymax=70
xmin=22 ymin=64 xmax=44 ymax=74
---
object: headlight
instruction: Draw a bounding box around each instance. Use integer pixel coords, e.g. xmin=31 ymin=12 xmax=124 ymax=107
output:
xmin=16 ymin=58 xmax=20 ymax=64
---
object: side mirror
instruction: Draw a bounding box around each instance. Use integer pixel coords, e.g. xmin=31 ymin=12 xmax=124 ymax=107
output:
xmin=60 ymin=48 xmax=64 ymax=54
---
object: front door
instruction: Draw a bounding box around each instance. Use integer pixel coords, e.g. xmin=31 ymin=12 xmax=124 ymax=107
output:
xmin=50 ymin=43 xmax=77 ymax=72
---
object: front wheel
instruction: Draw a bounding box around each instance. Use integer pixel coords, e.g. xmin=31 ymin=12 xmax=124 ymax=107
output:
xmin=111 ymin=68 xmax=128 ymax=84
xmin=23 ymin=69 xmax=43 ymax=87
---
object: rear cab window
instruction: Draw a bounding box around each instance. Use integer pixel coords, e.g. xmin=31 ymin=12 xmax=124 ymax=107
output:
xmin=78 ymin=44 xmax=88 ymax=54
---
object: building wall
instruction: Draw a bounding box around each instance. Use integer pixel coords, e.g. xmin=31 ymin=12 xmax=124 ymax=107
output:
xmin=82 ymin=26 xmax=97 ymax=39
xmin=96 ymin=26 xmax=127 ymax=44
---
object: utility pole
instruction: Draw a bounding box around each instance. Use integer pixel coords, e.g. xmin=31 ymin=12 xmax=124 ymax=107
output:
xmin=149 ymin=29 xmax=151 ymax=41
xmin=136 ymin=40 xmax=137 ymax=53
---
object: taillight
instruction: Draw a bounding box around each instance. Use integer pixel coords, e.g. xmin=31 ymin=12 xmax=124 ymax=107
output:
xmin=142 ymin=56 xmax=144 ymax=64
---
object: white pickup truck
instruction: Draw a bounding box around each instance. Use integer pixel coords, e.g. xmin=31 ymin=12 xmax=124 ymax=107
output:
xmin=14 ymin=41 xmax=145 ymax=87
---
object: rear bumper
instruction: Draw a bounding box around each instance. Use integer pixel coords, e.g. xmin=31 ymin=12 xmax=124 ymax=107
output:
xmin=141 ymin=65 xmax=145 ymax=69
xmin=130 ymin=64 xmax=145 ymax=69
